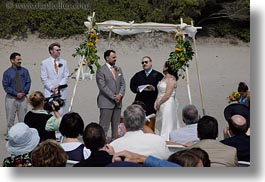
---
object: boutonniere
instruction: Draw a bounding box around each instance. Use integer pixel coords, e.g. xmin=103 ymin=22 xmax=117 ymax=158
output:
xmin=114 ymin=66 xmax=120 ymax=72
xmin=58 ymin=63 xmax=63 ymax=68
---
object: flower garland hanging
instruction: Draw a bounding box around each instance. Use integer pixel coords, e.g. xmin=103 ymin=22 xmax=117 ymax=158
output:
xmin=168 ymin=31 xmax=194 ymax=79
xmin=72 ymin=15 xmax=100 ymax=74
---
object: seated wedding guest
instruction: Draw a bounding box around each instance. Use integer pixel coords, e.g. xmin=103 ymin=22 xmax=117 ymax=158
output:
xmin=59 ymin=112 xmax=91 ymax=161
xmin=133 ymin=100 xmax=155 ymax=133
xmin=223 ymin=103 xmax=250 ymax=139
xmin=3 ymin=122 xmax=40 ymax=167
xmin=74 ymin=123 xmax=115 ymax=167
xmin=169 ymin=104 xmax=200 ymax=145
xmin=191 ymin=115 xmax=238 ymax=167
xmin=24 ymin=91 xmax=61 ymax=142
xmin=31 ymin=139 xmax=68 ymax=167
xmin=168 ymin=149 xmax=204 ymax=167
xmin=118 ymin=101 xmax=155 ymax=138
xmin=189 ymin=147 xmax=211 ymax=167
xmin=112 ymin=150 xmax=181 ymax=167
xmin=221 ymin=114 xmax=250 ymax=162
xmin=110 ymin=104 xmax=170 ymax=160
xmin=237 ymin=82 xmax=250 ymax=107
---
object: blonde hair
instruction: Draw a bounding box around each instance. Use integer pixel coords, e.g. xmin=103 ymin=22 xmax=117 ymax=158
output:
xmin=28 ymin=91 xmax=45 ymax=108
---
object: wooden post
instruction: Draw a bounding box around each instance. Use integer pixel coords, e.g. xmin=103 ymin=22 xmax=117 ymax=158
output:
xmin=191 ymin=21 xmax=206 ymax=115
xmin=181 ymin=18 xmax=192 ymax=104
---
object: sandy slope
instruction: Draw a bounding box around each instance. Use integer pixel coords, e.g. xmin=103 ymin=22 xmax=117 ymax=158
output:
xmin=0 ymin=33 xmax=250 ymax=161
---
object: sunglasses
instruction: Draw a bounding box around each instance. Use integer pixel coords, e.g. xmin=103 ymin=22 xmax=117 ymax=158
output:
xmin=141 ymin=61 xmax=149 ymax=65
xmin=55 ymin=49 xmax=61 ymax=52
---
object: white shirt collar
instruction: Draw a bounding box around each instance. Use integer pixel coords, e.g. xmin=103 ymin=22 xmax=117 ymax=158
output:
xmin=106 ymin=62 xmax=113 ymax=70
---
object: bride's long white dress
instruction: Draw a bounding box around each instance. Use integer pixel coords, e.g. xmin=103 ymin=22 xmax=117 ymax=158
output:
xmin=155 ymin=80 xmax=180 ymax=141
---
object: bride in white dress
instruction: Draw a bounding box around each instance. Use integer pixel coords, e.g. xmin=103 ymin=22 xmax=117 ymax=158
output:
xmin=155 ymin=61 xmax=180 ymax=141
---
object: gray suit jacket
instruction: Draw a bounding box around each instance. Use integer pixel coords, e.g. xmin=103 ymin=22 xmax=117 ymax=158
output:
xmin=192 ymin=139 xmax=238 ymax=167
xmin=96 ymin=64 xmax=126 ymax=109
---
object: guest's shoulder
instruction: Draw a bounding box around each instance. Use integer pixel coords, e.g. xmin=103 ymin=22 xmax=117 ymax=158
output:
xmin=3 ymin=67 xmax=12 ymax=73
xmin=21 ymin=66 xmax=30 ymax=72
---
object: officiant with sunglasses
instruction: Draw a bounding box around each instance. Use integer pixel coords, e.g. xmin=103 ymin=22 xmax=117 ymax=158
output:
xmin=40 ymin=42 xmax=69 ymax=116
xmin=130 ymin=56 xmax=163 ymax=116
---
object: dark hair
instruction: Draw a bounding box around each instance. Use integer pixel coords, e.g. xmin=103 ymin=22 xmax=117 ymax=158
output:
xmin=197 ymin=115 xmax=218 ymax=140
xmin=48 ymin=42 xmax=60 ymax=54
xmin=228 ymin=117 xmax=248 ymax=135
xmin=189 ymin=147 xmax=211 ymax=167
xmin=168 ymin=149 xmax=202 ymax=167
xmin=182 ymin=104 xmax=199 ymax=125
xmin=104 ymin=50 xmax=116 ymax=61
xmin=132 ymin=100 xmax=147 ymax=111
xmin=238 ymin=82 xmax=248 ymax=92
xmin=164 ymin=61 xmax=179 ymax=80
xmin=10 ymin=52 xmax=21 ymax=60
xmin=82 ymin=122 xmax=106 ymax=152
xmin=59 ymin=112 xmax=84 ymax=138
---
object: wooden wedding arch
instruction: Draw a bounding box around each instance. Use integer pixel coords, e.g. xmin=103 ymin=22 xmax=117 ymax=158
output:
xmin=69 ymin=12 xmax=206 ymax=116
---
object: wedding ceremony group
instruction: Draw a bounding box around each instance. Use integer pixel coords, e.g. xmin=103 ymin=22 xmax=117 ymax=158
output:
xmin=0 ymin=0 xmax=250 ymax=168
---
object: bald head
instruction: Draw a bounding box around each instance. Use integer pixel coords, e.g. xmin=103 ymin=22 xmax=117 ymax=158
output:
xmin=231 ymin=115 xmax=246 ymax=126
xmin=229 ymin=114 xmax=248 ymax=135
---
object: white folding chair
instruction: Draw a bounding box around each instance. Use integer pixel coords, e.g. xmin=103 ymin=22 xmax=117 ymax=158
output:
xmin=66 ymin=160 xmax=79 ymax=167
xmin=238 ymin=161 xmax=250 ymax=167
xmin=166 ymin=144 xmax=186 ymax=154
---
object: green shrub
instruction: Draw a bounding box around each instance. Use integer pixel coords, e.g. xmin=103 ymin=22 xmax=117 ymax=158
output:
xmin=0 ymin=0 xmax=249 ymax=42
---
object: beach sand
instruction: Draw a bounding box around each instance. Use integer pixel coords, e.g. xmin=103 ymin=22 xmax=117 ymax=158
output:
xmin=0 ymin=33 xmax=250 ymax=162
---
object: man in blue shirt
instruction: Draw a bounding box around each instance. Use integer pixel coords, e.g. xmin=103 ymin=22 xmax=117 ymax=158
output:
xmin=2 ymin=52 xmax=31 ymax=137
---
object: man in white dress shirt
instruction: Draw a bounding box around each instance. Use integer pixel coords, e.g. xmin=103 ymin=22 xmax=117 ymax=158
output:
xmin=110 ymin=104 xmax=170 ymax=160
xmin=40 ymin=42 xmax=69 ymax=116
xmin=169 ymin=104 xmax=200 ymax=145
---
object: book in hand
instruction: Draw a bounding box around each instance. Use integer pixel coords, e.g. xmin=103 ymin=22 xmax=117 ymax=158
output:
xmin=137 ymin=84 xmax=155 ymax=93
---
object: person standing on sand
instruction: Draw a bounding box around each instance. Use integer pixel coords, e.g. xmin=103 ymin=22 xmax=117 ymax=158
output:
xmin=40 ymin=42 xmax=69 ymax=116
xmin=2 ymin=52 xmax=31 ymax=137
xmin=96 ymin=50 xmax=126 ymax=141
xmin=130 ymin=56 xmax=163 ymax=116
xmin=155 ymin=60 xmax=180 ymax=141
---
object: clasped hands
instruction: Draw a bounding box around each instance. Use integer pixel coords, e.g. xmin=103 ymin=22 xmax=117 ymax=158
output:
xmin=114 ymin=94 xmax=122 ymax=103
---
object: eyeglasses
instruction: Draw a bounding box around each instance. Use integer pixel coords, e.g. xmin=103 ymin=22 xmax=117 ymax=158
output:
xmin=141 ymin=61 xmax=149 ymax=65
xmin=55 ymin=49 xmax=61 ymax=52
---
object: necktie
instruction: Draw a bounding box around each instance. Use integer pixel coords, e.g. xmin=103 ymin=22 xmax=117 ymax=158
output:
xmin=54 ymin=59 xmax=58 ymax=74
xmin=110 ymin=67 xmax=116 ymax=80
xmin=15 ymin=69 xmax=21 ymax=92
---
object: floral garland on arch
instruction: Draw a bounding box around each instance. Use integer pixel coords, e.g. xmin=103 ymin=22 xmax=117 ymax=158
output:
xmin=72 ymin=16 xmax=100 ymax=74
xmin=168 ymin=32 xmax=194 ymax=79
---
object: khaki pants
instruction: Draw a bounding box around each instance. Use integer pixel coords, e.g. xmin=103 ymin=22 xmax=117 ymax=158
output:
xmin=5 ymin=94 xmax=28 ymax=132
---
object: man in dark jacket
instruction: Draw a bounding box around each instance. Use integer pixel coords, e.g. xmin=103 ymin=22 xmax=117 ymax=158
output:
xmin=74 ymin=122 xmax=114 ymax=167
xmin=130 ymin=56 xmax=163 ymax=116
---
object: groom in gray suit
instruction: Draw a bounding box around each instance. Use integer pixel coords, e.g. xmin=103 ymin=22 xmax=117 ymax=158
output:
xmin=96 ymin=50 xmax=126 ymax=141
